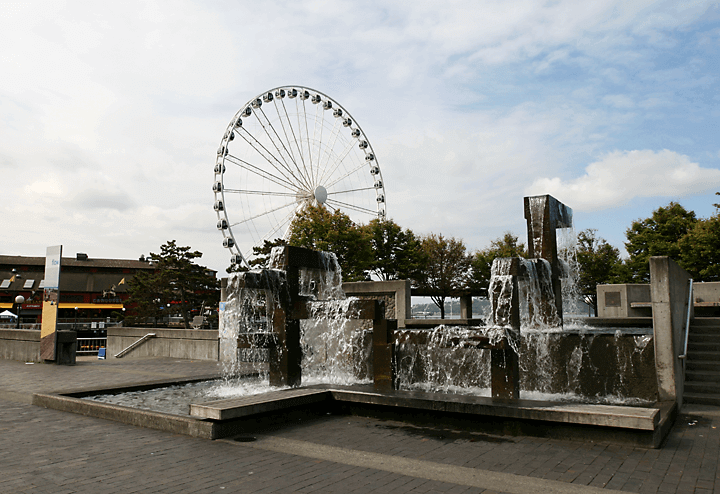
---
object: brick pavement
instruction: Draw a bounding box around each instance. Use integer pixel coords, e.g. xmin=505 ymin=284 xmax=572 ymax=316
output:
xmin=0 ymin=357 xmax=718 ymax=493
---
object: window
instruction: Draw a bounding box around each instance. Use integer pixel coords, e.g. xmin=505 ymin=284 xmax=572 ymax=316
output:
xmin=0 ymin=280 xmax=10 ymax=289
xmin=23 ymin=279 xmax=35 ymax=289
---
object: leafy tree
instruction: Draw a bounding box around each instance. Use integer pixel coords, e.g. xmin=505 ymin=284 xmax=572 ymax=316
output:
xmin=575 ymin=229 xmax=627 ymax=315
xmin=679 ymin=212 xmax=720 ymax=281
xmin=415 ymin=234 xmax=470 ymax=319
xmin=287 ymin=204 xmax=372 ymax=282
xmin=362 ymin=218 xmax=426 ymax=282
xmin=127 ymin=240 xmax=219 ymax=328
xmin=624 ymin=202 xmax=697 ymax=282
xmin=467 ymin=232 xmax=527 ymax=295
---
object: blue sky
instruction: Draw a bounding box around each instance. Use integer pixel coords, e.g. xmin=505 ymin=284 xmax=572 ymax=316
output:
xmin=1 ymin=1 xmax=719 ymax=274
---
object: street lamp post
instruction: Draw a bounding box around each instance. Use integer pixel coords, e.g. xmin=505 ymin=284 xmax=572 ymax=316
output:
xmin=74 ymin=307 xmax=79 ymax=331
xmin=14 ymin=295 xmax=25 ymax=329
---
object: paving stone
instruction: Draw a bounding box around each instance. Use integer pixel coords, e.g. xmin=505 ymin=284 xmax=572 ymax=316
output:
xmin=2 ymin=357 xmax=720 ymax=493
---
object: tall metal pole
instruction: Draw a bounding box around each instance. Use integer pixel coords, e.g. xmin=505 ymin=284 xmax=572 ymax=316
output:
xmin=15 ymin=295 xmax=25 ymax=329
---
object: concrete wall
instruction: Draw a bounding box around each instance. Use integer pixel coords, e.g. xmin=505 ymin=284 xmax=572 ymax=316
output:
xmin=0 ymin=329 xmax=41 ymax=362
xmin=597 ymin=284 xmax=652 ymax=317
xmin=107 ymin=327 xmax=219 ymax=360
xmin=694 ymin=281 xmax=720 ymax=304
xmin=343 ymin=280 xmax=411 ymax=328
xmin=650 ymin=257 xmax=693 ymax=405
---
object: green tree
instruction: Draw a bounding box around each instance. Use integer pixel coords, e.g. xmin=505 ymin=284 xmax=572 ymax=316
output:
xmin=128 ymin=241 xmax=219 ymax=328
xmin=467 ymin=232 xmax=527 ymax=295
xmin=679 ymin=209 xmax=720 ymax=281
xmin=125 ymin=268 xmax=165 ymax=326
xmin=624 ymin=202 xmax=697 ymax=282
xmin=288 ymin=204 xmax=372 ymax=282
xmin=249 ymin=238 xmax=288 ymax=270
xmin=576 ymin=229 xmax=627 ymax=315
xmin=362 ymin=218 xmax=426 ymax=282
xmin=415 ymin=234 xmax=470 ymax=319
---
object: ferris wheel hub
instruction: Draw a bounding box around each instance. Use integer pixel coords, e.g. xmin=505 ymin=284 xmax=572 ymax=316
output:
xmin=314 ymin=185 xmax=327 ymax=205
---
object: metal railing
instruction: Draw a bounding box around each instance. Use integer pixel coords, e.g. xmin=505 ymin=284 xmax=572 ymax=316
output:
xmin=114 ymin=333 xmax=156 ymax=358
xmin=77 ymin=338 xmax=107 ymax=355
xmin=678 ymin=279 xmax=694 ymax=365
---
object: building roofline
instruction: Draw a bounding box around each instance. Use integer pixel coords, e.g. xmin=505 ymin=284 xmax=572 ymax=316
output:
xmin=0 ymin=255 xmax=156 ymax=270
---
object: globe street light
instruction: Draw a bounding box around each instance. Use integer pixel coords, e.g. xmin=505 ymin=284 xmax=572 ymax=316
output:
xmin=14 ymin=295 xmax=25 ymax=329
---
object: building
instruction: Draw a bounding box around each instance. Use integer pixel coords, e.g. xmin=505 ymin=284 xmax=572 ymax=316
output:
xmin=0 ymin=253 xmax=156 ymax=325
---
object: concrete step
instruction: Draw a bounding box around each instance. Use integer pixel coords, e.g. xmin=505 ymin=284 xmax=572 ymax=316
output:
xmin=686 ymin=360 xmax=720 ymax=372
xmin=686 ymin=350 xmax=720 ymax=361
xmin=690 ymin=317 xmax=720 ymax=327
xmin=689 ymin=326 xmax=720 ymax=335
xmin=685 ymin=370 xmax=720 ymax=383
xmin=688 ymin=333 xmax=720 ymax=344
xmin=688 ymin=341 xmax=720 ymax=352
xmin=683 ymin=392 xmax=720 ymax=406
xmin=684 ymin=381 xmax=720 ymax=394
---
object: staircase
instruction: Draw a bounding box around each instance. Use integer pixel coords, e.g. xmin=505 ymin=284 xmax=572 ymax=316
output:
xmin=684 ymin=318 xmax=720 ymax=406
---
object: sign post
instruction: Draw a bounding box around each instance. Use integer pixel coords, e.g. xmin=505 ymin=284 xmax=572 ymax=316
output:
xmin=40 ymin=245 xmax=62 ymax=361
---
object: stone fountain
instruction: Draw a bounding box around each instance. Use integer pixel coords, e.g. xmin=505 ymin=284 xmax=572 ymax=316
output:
xmin=33 ymin=194 xmax=673 ymax=447
xmin=186 ymin=194 xmax=673 ymax=447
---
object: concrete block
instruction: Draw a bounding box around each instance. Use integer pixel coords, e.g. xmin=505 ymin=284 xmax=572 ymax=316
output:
xmin=650 ymin=257 xmax=692 ymax=405
xmin=597 ymin=284 xmax=651 ymax=318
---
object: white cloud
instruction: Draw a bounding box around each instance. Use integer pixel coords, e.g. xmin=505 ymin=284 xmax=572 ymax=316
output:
xmin=1 ymin=1 xmax=719 ymax=271
xmin=526 ymin=149 xmax=720 ymax=211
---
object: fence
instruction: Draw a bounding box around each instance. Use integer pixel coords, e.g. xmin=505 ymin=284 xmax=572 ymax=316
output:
xmin=77 ymin=337 xmax=107 ymax=355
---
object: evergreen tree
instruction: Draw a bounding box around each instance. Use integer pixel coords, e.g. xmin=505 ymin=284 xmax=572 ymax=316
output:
xmin=127 ymin=241 xmax=219 ymax=328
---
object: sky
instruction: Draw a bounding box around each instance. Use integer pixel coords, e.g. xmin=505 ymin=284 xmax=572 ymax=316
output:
xmin=2 ymin=0 xmax=720 ymax=275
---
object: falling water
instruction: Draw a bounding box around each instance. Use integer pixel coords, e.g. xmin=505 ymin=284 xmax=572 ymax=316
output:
xmin=219 ymin=250 xmax=371 ymax=389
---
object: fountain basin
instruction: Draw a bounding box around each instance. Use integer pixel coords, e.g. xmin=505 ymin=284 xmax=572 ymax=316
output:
xmin=33 ymin=378 xmax=675 ymax=448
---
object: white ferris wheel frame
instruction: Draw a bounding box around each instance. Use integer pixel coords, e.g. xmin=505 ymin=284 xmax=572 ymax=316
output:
xmin=213 ymin=85 xmax=387 ymax=268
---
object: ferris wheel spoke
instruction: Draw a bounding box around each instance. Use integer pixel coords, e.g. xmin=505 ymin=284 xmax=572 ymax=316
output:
xmin=285 ymin=98 xmax=312 ymax=186
xmin=327 ymin=186 xmax=376 ymax=195
xmin=224 ymin=189 xmax=300 ymax=197
xmin=257 ymin=106 xmax=311 ymax=190
xmin=310 ymin=100 xmax=323 ymax=185
xmin=237 ymin=127 xmax=302 ymax=188
xmin=262 ymin=206 xmax=301 ymax=243
xmin=229 ymin=198 xmax=302 ymax=228
xmin=318 ymin=138 xmax=357 ymax=187
xmin=276 ymin=99 xmax=312 ymax=188
xmin=225 ymin=154 xmax=297 ymax=191
xmin=325 ymin=198 xmax=378 ymax=216
xmin=317 ymin=117 xmax=343 ymax=186
xmin=325 ymin=161 xmax=367 ymax=190
xmin=315 ymin=103 xmax=326 ymax=185
xmin=302 ymin=98 xmax=313 ymax=186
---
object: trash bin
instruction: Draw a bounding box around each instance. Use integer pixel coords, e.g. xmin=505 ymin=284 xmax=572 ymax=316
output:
xmin=56 ymin=330 xmax=77 ymax=365
xmin=98 ymin=347 xmax=106 ymax=360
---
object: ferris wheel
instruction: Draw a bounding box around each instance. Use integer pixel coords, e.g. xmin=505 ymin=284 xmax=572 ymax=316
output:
xmin=214 ymin=86 xmax=387 ymax=268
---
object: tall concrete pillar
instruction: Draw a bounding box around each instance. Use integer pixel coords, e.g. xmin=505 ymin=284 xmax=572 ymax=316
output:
xmin=650 ymin=256 xmax=693 ymax=405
